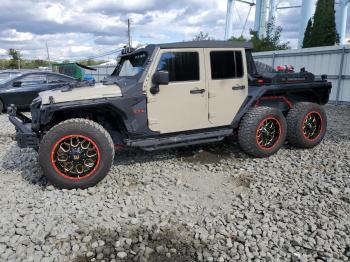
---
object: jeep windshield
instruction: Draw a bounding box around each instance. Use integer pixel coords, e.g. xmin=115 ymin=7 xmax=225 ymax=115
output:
xmin=112 ymin=52 xmax=148 ymax=79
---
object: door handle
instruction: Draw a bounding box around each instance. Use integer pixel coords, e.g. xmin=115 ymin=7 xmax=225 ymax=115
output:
xmin=190 ymin=88 xmax=205 ymax=94
xmin=232 ymin=85 xmax=245 ymax=90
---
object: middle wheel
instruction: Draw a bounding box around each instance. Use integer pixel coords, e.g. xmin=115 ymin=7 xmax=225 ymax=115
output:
xmin=238 ymin=106 xmax=287 ymax=157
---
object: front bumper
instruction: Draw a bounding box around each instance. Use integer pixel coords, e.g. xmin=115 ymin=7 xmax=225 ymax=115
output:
xmin=8 ymin=106 xmax=39 ymax=149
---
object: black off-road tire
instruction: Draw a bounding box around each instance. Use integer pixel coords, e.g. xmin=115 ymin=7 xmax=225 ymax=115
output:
xmin=0 ymin=100 xmax=3 ymax=113
xmin=238 ymin=106 xmax=287 ymax=157
xmin=286 ymin=102 xmax=327 ymax=148
xmin=39 ymin=118 xmax=115 ymax=189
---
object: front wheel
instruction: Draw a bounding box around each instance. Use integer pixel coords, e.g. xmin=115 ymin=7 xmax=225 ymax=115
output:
xmin=39 ymin=119 xmax=115 ymax=189
xmin=238 ymin=106 xmax=287 ymax=157
xmin=286 ymin=102 xmax=327 ymax=148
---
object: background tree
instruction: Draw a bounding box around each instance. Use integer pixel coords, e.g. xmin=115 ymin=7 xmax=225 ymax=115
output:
xmin=228 ymin=35 xmax=248 ymax=42
xmin=78 ymin=59 xmax=106 ymax=66
xmin=228 ymin=19 xmax=289 ymax=52
xmin=302 ymin=19 xmax=313 ymax=48
xmin=8 ymin=49 xmax=21 ymax=69
xmin=192 ymin=31 xmax=214 ymax=41
xmin=303 ymin=0 xmax=339 ymax=48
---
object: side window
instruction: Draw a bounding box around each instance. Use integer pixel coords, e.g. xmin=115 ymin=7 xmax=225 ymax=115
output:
xmin=47 ymin=75 xmax=71 ymax=84
xmin=19 ymin=74 xmax=47 ymax=86
xmin=210 ymin=51 xmax=244 ymax=79
xmin=157 ymin=52 xmax=199 ymax=82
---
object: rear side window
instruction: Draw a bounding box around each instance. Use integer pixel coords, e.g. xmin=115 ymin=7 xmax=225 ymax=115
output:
xmin=19 ymin=74 xmax=47 ymax=86
xmin=47 ymin=75 xmax=72 ymax=84
xmin=210 ymin=51 xmax=244 ymax=79
xmin=157 ymin=52 xmax=199 ymax=82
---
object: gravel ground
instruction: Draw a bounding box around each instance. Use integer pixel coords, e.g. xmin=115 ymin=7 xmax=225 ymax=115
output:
xmin=0 ymin=104 xmax=349 ymax=262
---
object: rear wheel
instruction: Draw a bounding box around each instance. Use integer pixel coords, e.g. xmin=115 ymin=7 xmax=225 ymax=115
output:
xmin=39 ymin=118 xmax=115 ymax=189
xmin=286 ymin=102 xmax=327 ymax=148
xmin=238 ymin=107 xmax=287 ymax=157
xmin=0 ymin=100 xmax=3 ymax=113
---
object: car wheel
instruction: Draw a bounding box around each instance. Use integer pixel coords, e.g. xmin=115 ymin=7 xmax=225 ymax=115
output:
xmin=0 ymin=100 xmax=3 ymax=113
xmin=286 ymin=102 xmax=327 ymax=148
xmin=238 ymin=106 xmax=287 ymax=157
xmin=39 ymin=118 xmax=115 ymax=189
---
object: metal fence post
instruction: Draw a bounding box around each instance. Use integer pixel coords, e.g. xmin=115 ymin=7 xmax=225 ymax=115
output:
xmin=336 ymin=46 xmax=346 ymax=105
xmin=272 ymin=52 xmax=276 ymax=68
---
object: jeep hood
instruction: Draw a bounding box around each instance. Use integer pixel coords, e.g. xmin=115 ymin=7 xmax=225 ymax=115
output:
xmin=39 ymin=83 xmax=122 ymax=105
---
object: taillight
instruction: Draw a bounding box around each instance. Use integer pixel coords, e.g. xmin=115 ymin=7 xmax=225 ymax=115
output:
xmin=257 ymin=79 xmax=265 ymax=85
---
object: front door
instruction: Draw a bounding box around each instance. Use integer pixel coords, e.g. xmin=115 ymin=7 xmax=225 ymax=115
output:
xmin=204 ymin=48 xmax=248 ymax=126
xmin=147 ymin=49 xmax=208 ymax=133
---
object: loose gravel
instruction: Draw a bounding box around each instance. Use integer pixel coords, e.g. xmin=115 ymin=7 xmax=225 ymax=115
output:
xmin=0 ymin=104 xmax=349 ymax=262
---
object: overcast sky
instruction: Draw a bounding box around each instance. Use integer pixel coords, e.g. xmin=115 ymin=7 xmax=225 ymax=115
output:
xmin=0 ymin=0 xmax=349 ymax=61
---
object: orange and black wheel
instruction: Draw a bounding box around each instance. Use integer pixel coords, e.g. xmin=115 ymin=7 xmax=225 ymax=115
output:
xmin=50 ymin=134 xmax=101 ymax=181
xmin=287 ymin=102 xmax=327 ymax=148
xmin=238 ymin=106 xmax=287 ymax=157
xmin=39 ymin=119 xmax=114 ymax=189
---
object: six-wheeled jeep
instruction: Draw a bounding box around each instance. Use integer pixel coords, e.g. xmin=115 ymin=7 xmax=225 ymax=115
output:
xmin=9 ymin=41 xmax=332 ymax=189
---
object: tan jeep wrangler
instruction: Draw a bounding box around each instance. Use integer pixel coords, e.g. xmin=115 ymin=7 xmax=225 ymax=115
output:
xmin=9 ymin=41 xmax=332 ymax=189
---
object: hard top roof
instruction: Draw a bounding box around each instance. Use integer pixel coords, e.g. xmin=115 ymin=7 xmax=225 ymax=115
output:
xmin=157 ymin=40 xmax=253 ymax=49
xmin=119 ymin=40 xmax=253 ymax=58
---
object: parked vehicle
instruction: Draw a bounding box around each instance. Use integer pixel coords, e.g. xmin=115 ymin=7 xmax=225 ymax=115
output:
xmin=9 ymin=41 xmax=332 ymax=189
xmin=83 ymin=75 xmax=96 ymax=86
xmin=0 ymin=71 xmax=77 ymax=112
xmin=52 ymin=62 xmax=96 ymax=83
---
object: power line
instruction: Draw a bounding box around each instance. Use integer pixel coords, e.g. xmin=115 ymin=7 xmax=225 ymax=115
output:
xmin=241 ymin=4 xmax=254 ymax=36
xmin=88 ymin=48 xmax=123 ymax=60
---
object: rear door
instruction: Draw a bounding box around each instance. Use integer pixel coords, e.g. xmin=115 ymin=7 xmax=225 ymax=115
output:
xmin=147 ymin=49 xmax=209 ymax=133
xmin=204 ymin=49 xmax=248 ymax=126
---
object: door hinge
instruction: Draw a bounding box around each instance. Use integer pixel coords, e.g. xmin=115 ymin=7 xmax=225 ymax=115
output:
xmin=209 ymin=92 xmax=217 ymax=98
xmin=209 ymin=113 xmax=217 ymax=119
xmin=148 ymin=97 xmax=157 ymax=103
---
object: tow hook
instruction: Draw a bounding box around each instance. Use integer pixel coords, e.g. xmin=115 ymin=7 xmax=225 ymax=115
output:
xmin=7 ymin=104 xmax=17 ymax=116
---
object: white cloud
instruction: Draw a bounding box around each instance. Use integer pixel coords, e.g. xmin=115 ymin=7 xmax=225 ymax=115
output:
xmin=0 ymin=0 xmax=348 ymax=61
xmin=1 ymin=29 xmax=34 ymax=42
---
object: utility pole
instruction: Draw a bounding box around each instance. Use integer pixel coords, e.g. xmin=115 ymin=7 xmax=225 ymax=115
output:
xmin=17 ymin=49 xmax=20 ymax=70
xmin=127 ymin=18 xmax=131 ymax=48
xmin=225 ymin=0 xmax=235 ymax=40
xmin=254 ymin=0 xmax=268 ymax=38
xmin=45 ymin=41 xmax=51 ymax=67
xmin=268 ymin=0 xmax=277 ymax=25
xmin=336 ymin=0 xmax=349 ymax=45
xmin=298 ymin=0 xmax=315 ymax=48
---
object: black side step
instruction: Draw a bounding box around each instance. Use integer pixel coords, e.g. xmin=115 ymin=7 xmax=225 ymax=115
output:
xmin=127 ymin=129 xmax=232 ymax=151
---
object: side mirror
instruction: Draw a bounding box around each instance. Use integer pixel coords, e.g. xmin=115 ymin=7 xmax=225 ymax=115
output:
xmin=12 ymin=81 xmax=22 ymax=87
xmin=153 ymin=71 xmax=169 ymax=85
